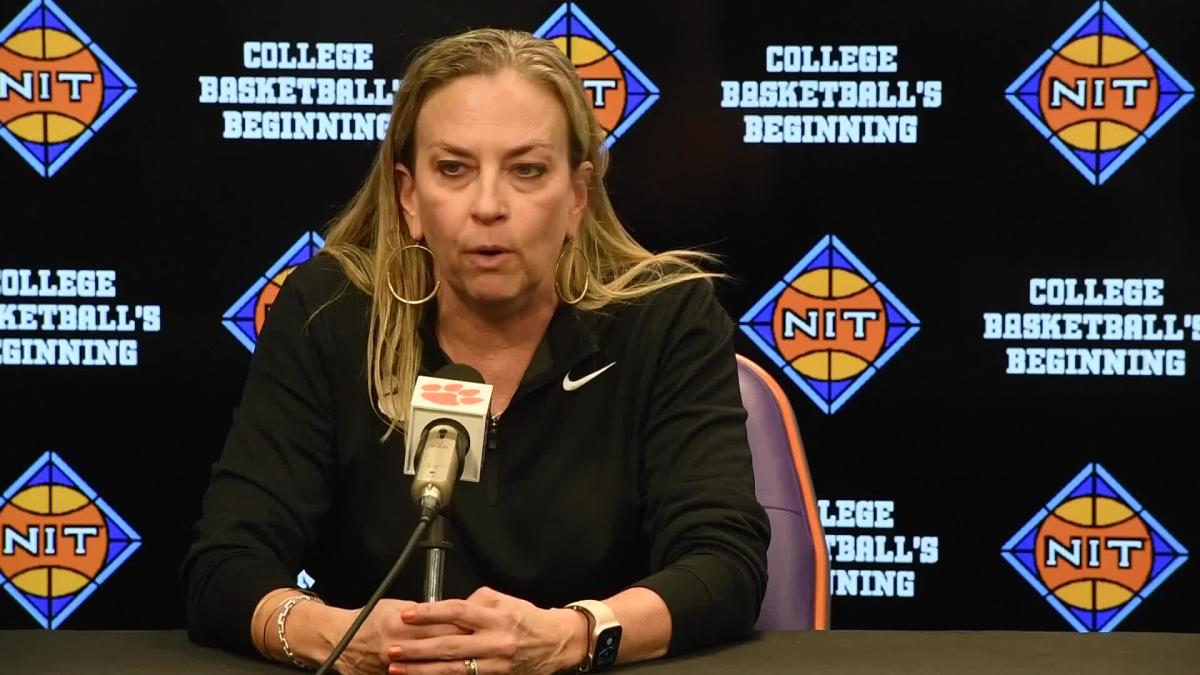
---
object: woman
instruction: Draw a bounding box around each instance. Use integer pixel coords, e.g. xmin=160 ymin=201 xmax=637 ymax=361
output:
xmin=182 ymin=28 xmax=769 ymax=675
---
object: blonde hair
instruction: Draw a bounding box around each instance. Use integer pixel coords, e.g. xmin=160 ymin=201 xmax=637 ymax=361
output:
xmin=321 ymin=28 xmax=720 ymax=433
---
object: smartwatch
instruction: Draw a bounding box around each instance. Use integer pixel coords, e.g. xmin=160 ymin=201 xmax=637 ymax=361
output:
xmin=566 ymin=599 xmax=622 ymax=672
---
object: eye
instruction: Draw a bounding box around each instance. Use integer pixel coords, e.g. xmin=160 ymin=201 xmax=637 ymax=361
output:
xmin=513 ymin=163 xmax=547 ymax=179
xmin=437 ymin=160 xmax=466 ymax=177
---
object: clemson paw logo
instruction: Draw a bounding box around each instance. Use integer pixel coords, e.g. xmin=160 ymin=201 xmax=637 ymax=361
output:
xmin=421 ymin=383 xmax=483 ymax=406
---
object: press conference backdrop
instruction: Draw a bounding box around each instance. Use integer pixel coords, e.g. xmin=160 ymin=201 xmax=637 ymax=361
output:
xmin=1 ymin=0 xmax=1195 ymax=635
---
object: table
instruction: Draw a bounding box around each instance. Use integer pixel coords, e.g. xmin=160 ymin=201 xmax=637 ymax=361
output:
xmin=2 ymin=629 xmax=1196 ymax=673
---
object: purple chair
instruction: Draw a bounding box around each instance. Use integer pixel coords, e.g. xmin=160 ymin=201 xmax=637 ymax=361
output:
xmin=736 ymin=354 xmax=830 ymax=630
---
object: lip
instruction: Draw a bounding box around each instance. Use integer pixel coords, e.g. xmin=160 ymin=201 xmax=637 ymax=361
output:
xmin=464 ymin=247 xmax=512 ymax=269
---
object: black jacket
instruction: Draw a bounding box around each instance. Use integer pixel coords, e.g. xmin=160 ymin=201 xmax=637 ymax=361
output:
xmin=181 ymin=254 xmax=770 ymax=657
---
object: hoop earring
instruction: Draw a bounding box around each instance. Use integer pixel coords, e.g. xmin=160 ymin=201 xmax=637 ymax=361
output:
xmin=554 ymin=242 xmax=590 ymax=305
xmin=384 ymin=243 xmax=439 ymax=305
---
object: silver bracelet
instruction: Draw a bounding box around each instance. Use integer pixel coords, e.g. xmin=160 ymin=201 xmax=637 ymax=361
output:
xmin=276 ymin=593 xmax=324 ymax=670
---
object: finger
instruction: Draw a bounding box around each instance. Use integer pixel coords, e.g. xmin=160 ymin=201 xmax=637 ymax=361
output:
xmin=382 ymin=612 xmax=471 ymax=640
xmin=390 ymin=657 xmax=507 ymax=675
xmin=402 ymin=599 xmax=499 ymax=630
xmin=387 ymin=635 xmax=475 ymax=662
xmin=405 ymin=622 xmax=472 ymax=639
xmin=467 ymin=586 xmax=504 ymax=608
xmin=387 ymin=632 xmax=516 ymax=662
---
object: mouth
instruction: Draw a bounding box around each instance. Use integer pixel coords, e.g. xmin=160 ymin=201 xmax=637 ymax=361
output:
xmin=465 ymin=246 xmax=512 ymax=268
xmin=467 ymin=246 xmax=511 ymax=257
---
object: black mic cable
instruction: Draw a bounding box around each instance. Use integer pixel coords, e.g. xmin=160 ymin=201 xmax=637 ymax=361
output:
xmin=315 ymin=362 xmax=484 ymax=673
xmin=313 ymin=512 xmax=432 ymax=675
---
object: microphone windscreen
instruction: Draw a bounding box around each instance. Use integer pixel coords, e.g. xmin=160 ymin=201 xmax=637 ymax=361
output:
xmin=433 ymin=363 xmax=485 ymax=384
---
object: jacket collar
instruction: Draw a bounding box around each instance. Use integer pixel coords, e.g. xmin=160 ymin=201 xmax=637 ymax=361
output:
xmin=418 ymin=300 xmax=606 ymax=393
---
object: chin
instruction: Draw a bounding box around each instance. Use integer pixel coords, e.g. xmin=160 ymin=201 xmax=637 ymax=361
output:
xmin=463 ymin=283 xmax=525 ymax=305
xmin=452 ymin=272 xmax=545 ymax=309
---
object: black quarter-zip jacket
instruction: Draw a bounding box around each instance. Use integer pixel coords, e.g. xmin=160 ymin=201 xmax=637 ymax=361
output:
xmin=182 ymin=254 xmax=770 ymax=658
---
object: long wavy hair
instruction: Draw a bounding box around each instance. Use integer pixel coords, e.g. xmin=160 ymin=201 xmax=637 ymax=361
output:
xmin=321 ymin=28 xmax=720 ymax=433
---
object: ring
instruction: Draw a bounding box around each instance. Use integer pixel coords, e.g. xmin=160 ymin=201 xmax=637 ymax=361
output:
xmin=464 ymin=658 xmax=479 ymax=675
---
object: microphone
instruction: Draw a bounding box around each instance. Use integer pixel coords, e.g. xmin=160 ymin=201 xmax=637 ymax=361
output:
xmin=410 ymin=418 xmax=469 ymax=516
xmin=313 ymin=363 xmax=492 ymax=675
xmin=405 ymin=363 xmax=494 ymax=517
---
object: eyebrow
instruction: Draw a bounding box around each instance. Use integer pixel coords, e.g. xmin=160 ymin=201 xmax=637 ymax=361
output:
xmin=427 ymin=141 xmax=555 ymax=159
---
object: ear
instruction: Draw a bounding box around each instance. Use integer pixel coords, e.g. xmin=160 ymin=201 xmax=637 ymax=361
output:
xmin=568 ymin=160 xmax=593 ymax=240
xmin=394 ymin=162 xmax=422 ymax=241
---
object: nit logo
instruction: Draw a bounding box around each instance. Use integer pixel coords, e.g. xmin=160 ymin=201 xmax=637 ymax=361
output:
xmin=0 ymin=0 xmax=136 ymax=177
xmin=0 ymin=451 xmax=140 ymax=629
xmin=1006 ymin=2 xmax=1193 ymax=185
xmin=534 ymin=2 xmax=659 ymax=148
xmin=222 ymin=231 xmax=324 ymax=352
xmin=738 ymin=235 xmax=919 ymax=414
xmin=1001 ymin=463 xmax=1188 ymax=632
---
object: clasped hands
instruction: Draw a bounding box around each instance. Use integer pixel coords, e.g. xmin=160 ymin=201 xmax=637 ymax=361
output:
xmin=334 ymin=586 xmax=587 ymax=675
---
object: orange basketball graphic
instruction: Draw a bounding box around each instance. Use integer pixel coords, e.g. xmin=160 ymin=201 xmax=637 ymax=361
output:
xmin=1034 ymin=497 xmax=1152 ymax=610
xmin=555 ymin=35 xmax=627 ymax=133
xmin=0 ymin=31 xmax=103 ymax=138
xmin=0 ymin=486 xmax=109 ymax=596
xmin=773 ymin=269 xmax=887 ymax=381
xmin=1040 ymin=36 xmax=1159 ymax=151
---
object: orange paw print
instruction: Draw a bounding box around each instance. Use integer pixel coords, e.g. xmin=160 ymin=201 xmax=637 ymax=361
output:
xmin=421 ymin=383 xmax=484 ymax=406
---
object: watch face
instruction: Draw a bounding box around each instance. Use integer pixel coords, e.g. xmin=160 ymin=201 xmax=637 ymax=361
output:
xmin=594 ymin=626 xmax=622 ymax=669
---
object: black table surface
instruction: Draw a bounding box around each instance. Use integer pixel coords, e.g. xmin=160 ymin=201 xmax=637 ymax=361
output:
xmin=3 ymin=629 xmax=1197 ymax=674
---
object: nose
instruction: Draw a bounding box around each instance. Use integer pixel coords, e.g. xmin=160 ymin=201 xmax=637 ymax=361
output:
xmin=471 ymin=166 xmax=508 ymax=226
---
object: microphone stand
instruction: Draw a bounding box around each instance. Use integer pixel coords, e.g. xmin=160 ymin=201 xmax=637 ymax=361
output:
xmin=420 ymin=515 xmax=452 ymax=601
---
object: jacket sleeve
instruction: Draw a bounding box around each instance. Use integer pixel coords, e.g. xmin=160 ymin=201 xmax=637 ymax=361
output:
xmin=630 ymin=281 xmax=771 ymax=655
xmin=180 ymin=260 xmax=338 ymax=655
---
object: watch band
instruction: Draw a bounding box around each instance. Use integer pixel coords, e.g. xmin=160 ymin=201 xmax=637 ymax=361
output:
xmin=566 ymin=599 xmax=620 ymax=672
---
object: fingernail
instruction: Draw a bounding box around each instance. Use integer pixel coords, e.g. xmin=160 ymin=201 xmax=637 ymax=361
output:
xmin=390 ymin=665 xmax=406 ymax=675
xmin=388 ymin=646 xmax=403 ymax=658
xmin=401 ymin=609 xmax=416 ymax=621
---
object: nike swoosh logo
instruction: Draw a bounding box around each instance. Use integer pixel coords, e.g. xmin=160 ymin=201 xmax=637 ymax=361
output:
xmin=562 ymin=361 xmax=616 ymax=391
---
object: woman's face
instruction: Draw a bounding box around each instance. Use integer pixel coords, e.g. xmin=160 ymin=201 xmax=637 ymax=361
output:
xmin=396 ymin=68 xmax=591 ymax=311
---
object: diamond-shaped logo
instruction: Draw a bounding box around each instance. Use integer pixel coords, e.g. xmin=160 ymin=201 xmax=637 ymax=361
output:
xmin=0 ymin=451 xmax=141 ymax=629
xmin=739 ymin=235 xmax=920 ymax=414
xmin=223 ymin=231 xmax=325 ymax=352
xmin=534 ymin=2 xmax=659 ymax=148
xmin=1006 ymin=2 xmax=1193 ymax=185
xmin=0 ymin=0 xmax=137 ymax=177
xmin=1002 ymin=463 xmax=1188 ymax=632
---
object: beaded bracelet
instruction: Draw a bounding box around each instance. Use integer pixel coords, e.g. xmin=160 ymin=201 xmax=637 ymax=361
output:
xmin=277 ymin=593 xmax=325 ymax=670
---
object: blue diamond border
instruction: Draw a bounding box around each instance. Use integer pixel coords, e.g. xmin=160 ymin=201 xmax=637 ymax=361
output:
xmin=0 ymin=451 xmax=141 ymax=629
xmin=222 ymin=231 xmax=325 ymax=353
xmin=533 ymin=2 xmax=660 ymax=148
xmin=1005 ymin=1 xmax=1194 ymax=185
xmin=1000 ymin=462 xmax=1189 ymax=632
xmin=738 ymin=235 xmax=920 ymax=414
xmin=0 ymin=0 xmax=138 ymax=177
